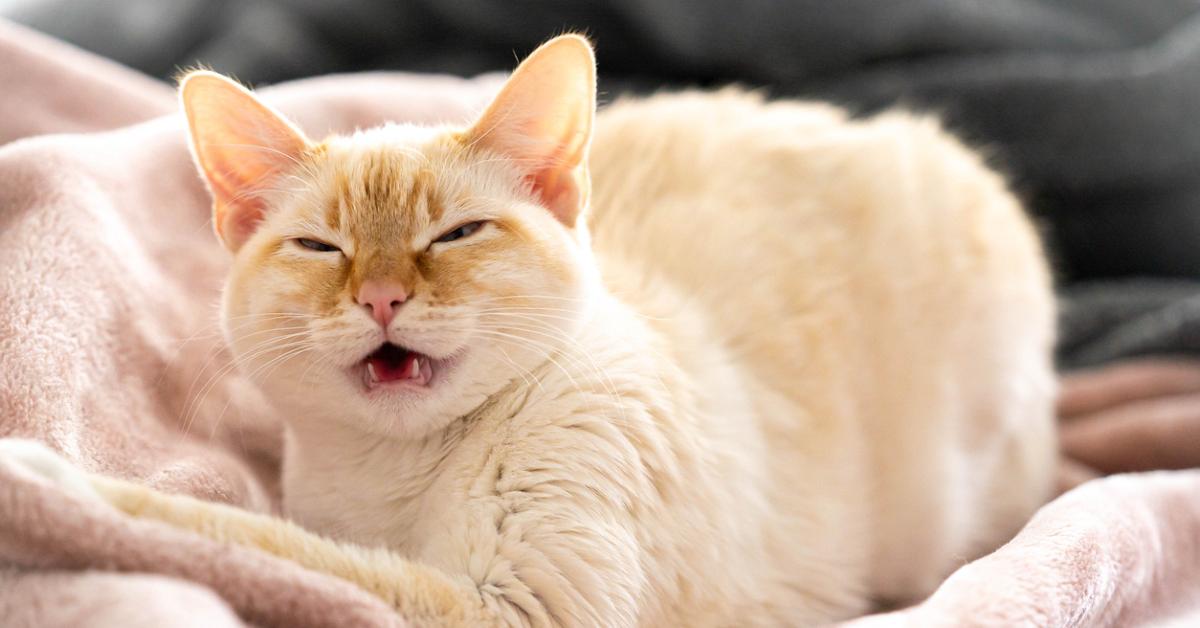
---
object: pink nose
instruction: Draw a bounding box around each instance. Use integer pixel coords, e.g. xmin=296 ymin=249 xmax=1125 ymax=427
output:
xmin=356 ymin=280 xmax=407 ymax=328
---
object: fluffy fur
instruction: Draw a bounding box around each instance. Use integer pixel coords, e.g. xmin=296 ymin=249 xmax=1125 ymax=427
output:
xmin=0 ymin=35 xmax=1056 ymax=626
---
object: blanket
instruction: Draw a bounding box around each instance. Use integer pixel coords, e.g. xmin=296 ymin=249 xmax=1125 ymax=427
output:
xmin=1 ymin=18 xmax=1198 ymax=628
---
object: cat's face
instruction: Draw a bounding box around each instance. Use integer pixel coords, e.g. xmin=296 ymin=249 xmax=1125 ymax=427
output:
xmin=224 ymin=131 xmax=594 ymax=437
xmin=184 ymin=36 xmax=597 ymax=438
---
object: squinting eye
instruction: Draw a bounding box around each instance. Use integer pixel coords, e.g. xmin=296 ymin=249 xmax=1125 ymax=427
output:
xmin=434 ymin=221 xmax=486 ymax=244
xmin=294 ymin=238 xmax=340 ymax=253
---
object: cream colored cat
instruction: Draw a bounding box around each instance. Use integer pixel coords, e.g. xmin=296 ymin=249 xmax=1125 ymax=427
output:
xmin=0 ymin=35 xmax=1056 ymax=626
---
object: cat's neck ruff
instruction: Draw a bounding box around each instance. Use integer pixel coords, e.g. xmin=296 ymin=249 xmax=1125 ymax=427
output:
xmin=280 ymin=405 xmax=459 ymax=543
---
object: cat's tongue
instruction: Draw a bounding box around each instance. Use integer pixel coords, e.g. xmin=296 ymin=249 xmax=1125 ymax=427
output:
xmin=364 ymin=344 xmax=432 ymax=387
xmin=367 ymin=355 xmax=414 ymax=382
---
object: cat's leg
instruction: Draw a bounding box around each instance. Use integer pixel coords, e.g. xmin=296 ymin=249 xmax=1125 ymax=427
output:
xmin=0 ymin=439 xmax=486 ymax=627
xmin=89 ymin=475 xmax=489 ymax=626
xmin=0 ymin=437 xmax=643 ymax=626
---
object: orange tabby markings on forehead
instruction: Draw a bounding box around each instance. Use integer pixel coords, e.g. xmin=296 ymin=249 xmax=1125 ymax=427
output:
xmin=327 ymin=150 xmax=449 ymax=248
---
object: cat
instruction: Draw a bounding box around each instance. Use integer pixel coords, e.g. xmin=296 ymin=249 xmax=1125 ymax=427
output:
xmin=0 ymin=34 xmax=1056 ymax=626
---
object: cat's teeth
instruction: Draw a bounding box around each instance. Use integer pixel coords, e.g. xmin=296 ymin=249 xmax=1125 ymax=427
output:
xmin=408 ymin=356 xmax=421 ymax=379
xmin=419 ymin=356 xmax=433 ymax=383
xmin=366 ymin=361 xmax=380 ymax=384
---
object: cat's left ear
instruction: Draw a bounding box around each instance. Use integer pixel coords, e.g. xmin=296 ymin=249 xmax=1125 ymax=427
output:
xmin=463 ymin=34 xmax=596 ymax=228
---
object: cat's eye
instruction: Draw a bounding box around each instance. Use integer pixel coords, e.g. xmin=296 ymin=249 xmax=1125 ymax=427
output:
xmin=434 ymin=221 xmax=486 ymax=244
xmin=294 ymin=238 xmax=340 ymax=253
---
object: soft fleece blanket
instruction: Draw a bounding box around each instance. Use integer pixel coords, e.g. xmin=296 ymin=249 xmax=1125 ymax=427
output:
xmin=1 ymin=18 xmax=1198 ymax=628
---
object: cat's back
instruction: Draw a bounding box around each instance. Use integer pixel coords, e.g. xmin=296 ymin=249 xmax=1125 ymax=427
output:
xmin=588 ymin=89 xmax=1052 ymax=418
xmin=588 ymin=90 xmax=1056 ymax=606
xmin=588 ymin=89 xmax=1049 ymax=357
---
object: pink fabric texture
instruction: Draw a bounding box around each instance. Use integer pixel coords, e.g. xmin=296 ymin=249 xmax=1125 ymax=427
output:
xmin=1 ymin=17 xmax=1198 ymax=627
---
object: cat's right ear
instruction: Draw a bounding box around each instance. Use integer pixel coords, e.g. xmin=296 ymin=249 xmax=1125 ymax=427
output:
xmin=180 ymin=71 xmax=310 ymax=252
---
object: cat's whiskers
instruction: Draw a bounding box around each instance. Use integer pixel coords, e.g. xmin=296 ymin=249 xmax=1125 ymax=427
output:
xmin=177 ymin=318 xmax=313 ymax=421
xmin=470 ymin=328 xmax=589 ymax=404
xmin=223 ymin=311 xmax=321 ymax=322
xmin=180 ymin=329 xmax=313 ymax=437
xmin=207 ymin=342 xmax=314 ymax=440
xmin=471 ymin=316 xmax=636 ymax=421
xmin=447 ymin=293 xmax=676 ymax=322
xmin=471 ymin=342 xmax=545 ymax=394
xmin=478 ymin=309 xmax=675 ymax=399
xmin=185 ymin=331 xmax=311 ymax=435
xmin=472 ymin=308 xmax=581 ymax=322
xmin=155 ymin=310 xmax=312 ymax=387
xmin=295 ymin=344 xmax=334 ymax=388
xmin=474 ymin=318 xmax=631 ymax=426
xmin=152 ymin=314 xmax=227 ymax=389
xmin=470 ymin=329 xmax=646 ymax=433
xmin=400 ymin=306 xmax=620 ymax=408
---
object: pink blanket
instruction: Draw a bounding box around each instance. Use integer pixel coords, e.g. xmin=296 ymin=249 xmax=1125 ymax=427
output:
xmin=1 ymin=19 xmax=1197 ymax=627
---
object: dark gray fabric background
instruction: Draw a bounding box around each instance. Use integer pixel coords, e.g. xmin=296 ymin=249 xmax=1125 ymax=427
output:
xmin=9 ymin=0 xmax=1200 ymax=368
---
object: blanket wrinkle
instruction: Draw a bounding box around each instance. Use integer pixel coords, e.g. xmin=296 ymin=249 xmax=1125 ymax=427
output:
xmin=840 ymin=471 xmax=1200 ymax=627
xmin=1 ymin=16 xmax=1199 ymax=628
xmin=0 ymin=458 xmax=402 ymax=628
xmin=1058 ymin=358 xmax=1200 ymax=418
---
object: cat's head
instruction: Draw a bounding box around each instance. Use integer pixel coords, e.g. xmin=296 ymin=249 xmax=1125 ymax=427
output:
xmin=182 ymin=35 xmax=598 ymax=438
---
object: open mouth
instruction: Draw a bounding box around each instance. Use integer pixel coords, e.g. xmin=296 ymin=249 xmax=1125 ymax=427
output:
xmin=361 ymin=342 xmax=433 ymax=388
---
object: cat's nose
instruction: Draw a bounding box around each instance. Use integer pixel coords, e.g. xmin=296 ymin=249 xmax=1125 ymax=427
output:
xmin=356 ymin=280 xmax=408 ymax=328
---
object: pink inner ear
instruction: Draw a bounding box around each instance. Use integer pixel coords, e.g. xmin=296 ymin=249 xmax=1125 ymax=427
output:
xmin=206 ymin=150 xmax=290 ymax=249
xmin=218 ymin=196 xmax=269 ymax=248
xmin=482 ymin=134 xmax=588 ymax=227
xmin=532 ymin=170 xmax=583 ymax=224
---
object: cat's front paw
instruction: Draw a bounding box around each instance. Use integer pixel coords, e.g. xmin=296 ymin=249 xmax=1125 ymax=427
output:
xmin=0 ymin=438 xmax=102 ymax=502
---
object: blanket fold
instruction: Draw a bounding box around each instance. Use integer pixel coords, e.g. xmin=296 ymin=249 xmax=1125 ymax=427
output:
xmin=1 ymin=17 xmax=1197 ymax=628
xmin=843 ymin=471 xmax=1200 ymax=627
xmin=0 ymin=459 xmax=401 ymax=627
